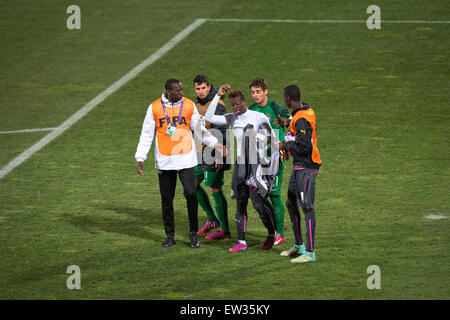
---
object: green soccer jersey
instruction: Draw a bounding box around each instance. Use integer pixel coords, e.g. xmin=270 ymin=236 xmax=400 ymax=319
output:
xmin=249 ymin=98 xmax=290 ymax=142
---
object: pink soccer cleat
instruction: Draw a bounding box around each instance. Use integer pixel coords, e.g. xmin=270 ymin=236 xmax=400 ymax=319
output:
xmin=228 ymin=242 xmax=248 ymax=253
xmin=274 ymin=233 xmax=286 ymax=246
xmin=205 ymin=230 xmax=231 ymax=240
xmin=197 ymin=220 xmax=220 ymax=235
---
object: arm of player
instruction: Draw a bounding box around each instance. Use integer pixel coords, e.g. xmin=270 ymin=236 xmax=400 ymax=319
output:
xmin=273 ymin=102 xmax=291 ymax=121
xmin=273 ymin=102 xmax=291 ymax=132
xmin=284 ymin=117 xmax=313 ymax=156
xmin=135 ymin=104 xmax=156 ymax=175
xmin=274 ymin=115 xmax=291 ymax=128
xmin=191 ymin=104 xmax=220 ymax=148
xmin=192 ymin=103 xmax=228 ymax=168
xmin=204 ymin=84 xmax=230 ymax=125
xmin=204 ymin=94 xmax=227 ymax=125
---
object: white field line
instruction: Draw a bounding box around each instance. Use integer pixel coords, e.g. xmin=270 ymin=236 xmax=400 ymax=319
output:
xmin=0 ymin=18 xmax=207 ymax=180
xmin=425 ymin=214 xmax=446 ymax=220
xmin=206 ymin=18 xmax=450 ymax=24
xmin=0 ymin=128 xmax=58 ymax=134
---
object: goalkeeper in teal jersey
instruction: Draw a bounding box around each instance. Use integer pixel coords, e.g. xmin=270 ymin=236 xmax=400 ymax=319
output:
xmin=248 ymin=78 xmax=290 ymax=245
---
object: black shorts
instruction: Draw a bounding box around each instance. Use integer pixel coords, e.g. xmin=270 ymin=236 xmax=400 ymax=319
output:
xmin=288 ymin=168 xmax=319 ymax=209
xmin=231 ymin=163 xmax=265 ymax=202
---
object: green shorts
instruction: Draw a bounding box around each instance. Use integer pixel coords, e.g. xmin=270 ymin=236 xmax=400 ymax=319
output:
xmin=194 ymin=165 xmax=225 ymax=187
xmin=270 ymin=160 xmax=285 ymax=197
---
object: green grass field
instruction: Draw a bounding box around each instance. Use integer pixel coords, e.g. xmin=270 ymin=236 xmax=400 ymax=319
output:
xmin=0 ymin=0 xmax=449 ymax=300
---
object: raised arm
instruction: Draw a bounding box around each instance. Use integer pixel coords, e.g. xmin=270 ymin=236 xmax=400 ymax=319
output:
xmin=204 ymin=84 xmax=231 ymax=125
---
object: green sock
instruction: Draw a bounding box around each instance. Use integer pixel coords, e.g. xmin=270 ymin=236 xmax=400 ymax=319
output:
xmin=270 ymin=195 xmax=285 ymax=237
xmin=212 ymin=191 xmax=229 ymax=234
xmin=196 ymin=186 xmax=217 ymax=222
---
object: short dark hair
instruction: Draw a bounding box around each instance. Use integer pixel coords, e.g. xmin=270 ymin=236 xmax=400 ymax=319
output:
xmin=249 ymin=77 xmax=267 ymax=91
xmin=283 ymin=84 xmax=301 ymax=102
xmin=193 ymin=74 xmax=209 ymax=85
xmin=165 ymin=78 xmax=181 ymax=91
xmin=228 ymin=90 xmax=245 ymax=101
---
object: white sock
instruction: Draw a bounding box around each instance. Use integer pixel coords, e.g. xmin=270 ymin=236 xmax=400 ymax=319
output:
xmin=239 ymin=240 xmax=247 ymax=246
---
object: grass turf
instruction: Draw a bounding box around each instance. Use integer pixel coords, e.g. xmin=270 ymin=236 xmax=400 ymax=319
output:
xmin=0 ymin=0 xmax=449 ymax=299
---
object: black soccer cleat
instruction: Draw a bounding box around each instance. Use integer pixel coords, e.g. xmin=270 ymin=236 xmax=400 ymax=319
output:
xmin=189 ymin=232 xmax=200 ymax=249
xmin=162 ymin=236 xmax=177 ymax=248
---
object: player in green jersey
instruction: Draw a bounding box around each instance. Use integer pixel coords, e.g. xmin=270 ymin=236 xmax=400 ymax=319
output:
xmin=193 ymin=75 xmax=231 ymax=240
xmin=248 ymin=78 xmax=290 ymax=245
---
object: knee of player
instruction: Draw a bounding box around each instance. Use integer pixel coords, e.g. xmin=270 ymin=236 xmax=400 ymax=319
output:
xmin=251 ymin=200 xmax=264 ymax=209
xmin=194 ymin=179 xmax=203 ymax=189
xmin=183 ymin=190 xmax=197 ymax=200
xmin=250 ymin=199 xmax=259 ymax=206
xmin=285 ymin=199 xmax=295 ymax=209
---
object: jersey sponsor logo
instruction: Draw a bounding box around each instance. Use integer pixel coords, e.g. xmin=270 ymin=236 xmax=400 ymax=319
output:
xmin=158 ymin=116 xmax=187 ymax=128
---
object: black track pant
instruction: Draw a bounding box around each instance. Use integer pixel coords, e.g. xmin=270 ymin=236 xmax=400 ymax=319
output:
xmin=158 ymin=167 xmax=198 ymax=237
xmin=286 ymin=168 xmax=319 ymax=252
xmin=235 ymin=197 xmax=276 ymax=241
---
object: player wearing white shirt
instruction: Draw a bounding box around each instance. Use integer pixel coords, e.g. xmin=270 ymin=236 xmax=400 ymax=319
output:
xmin=205 ymin=85 xmax=277 ymax=253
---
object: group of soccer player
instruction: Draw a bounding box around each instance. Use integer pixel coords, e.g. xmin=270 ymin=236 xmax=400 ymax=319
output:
xmin=135 ymin=75 xmax=321 ymax=264
xmin=192 ymin=75 xmax=321 ymax=264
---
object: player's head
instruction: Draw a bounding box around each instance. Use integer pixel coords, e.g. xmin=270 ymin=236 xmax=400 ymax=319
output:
xmin=193 ymin=74 xmax=211 ymax=100
xmin=165 ymin=78 xmax=183 ymax=102
xmin=249 ymin=77 xmax=269 ymax=106
xmin=283 ymin=84 xmax=301 ymax=108
xmin=228 ymin=90 xmax=247 ymax=115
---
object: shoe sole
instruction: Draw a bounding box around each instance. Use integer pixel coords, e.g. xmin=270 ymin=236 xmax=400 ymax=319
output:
xmin=228 ymin=247 xmax=247 ymax=253
xmin=162 ymin=243 xmax=176 ymax=248
xmin=280 ymin=249 xmax=301 ymax=257
xmin=205 ymin=235 xmax=231 ymax=240
xmin=290 ymin=257 xmax=316 ymax=263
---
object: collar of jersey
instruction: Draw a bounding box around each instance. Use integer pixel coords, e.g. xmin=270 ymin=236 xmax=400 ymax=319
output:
xmin=291 ymin=103 xmax=310 ymax=116
xmin=161 ymin=93 xmax=183 ymax=107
